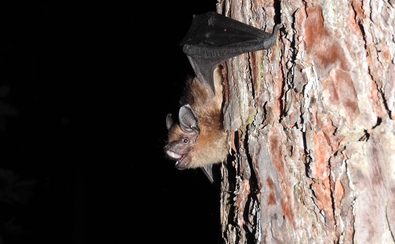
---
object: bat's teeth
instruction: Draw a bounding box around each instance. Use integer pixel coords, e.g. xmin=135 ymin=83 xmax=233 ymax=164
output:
xmin=175 ymin=161 xmax=179 ymax=166
xmin=166 ymin=151 xmax=182 ymax=159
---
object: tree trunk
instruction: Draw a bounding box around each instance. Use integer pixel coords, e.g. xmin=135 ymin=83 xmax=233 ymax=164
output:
xmin=217 ymin=0 xmax=395 ymax=243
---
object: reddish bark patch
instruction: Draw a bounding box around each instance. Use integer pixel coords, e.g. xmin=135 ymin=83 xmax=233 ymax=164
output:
xmin=304 ymin=6 xmax=324 ymax=54
xmin=268 ymin=127 xmax=295 ymax=226
xmin=312 ymin=179 xmax=336 ymax=227
xmin=323 ymin=69 xmax=359 ymax=125
xmin=323 ymin=76 xmax=339 ymax=104
xmin=312 ymin=131 xmax=331 ymax=180
xmin=281 ymin=200 xmax=293 ymax=224
xmin=334 ymin=70 xmax=358 ymax=115
xmin=267 ymin=177 xmax=276 ymax=205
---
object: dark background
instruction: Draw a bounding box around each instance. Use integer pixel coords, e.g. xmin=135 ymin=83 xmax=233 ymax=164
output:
xmin=1 ymin=1 xmax=222 ymax=243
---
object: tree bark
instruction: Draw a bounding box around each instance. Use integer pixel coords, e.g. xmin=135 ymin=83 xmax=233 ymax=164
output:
xmin=217 ymin=0 xmax=395 ymax=243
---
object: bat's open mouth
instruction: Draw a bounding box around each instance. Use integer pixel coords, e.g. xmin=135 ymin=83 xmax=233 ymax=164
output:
xmin=166 ymin=150 xmax=188 ymax=169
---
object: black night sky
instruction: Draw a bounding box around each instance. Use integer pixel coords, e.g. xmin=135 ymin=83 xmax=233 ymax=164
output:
xmin=1 ymin=1 xmax=221 ymax=243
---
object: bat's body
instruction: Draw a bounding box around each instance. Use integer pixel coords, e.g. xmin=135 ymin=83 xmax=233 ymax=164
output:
xmin=165 ymin=68 xmax=227 ymax=182
xmin=164 ymin=12 xmax=280 ymax=182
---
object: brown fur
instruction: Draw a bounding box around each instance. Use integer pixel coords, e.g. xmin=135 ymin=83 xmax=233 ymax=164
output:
xmin=166 ymin=67 xmax=228 ymax=168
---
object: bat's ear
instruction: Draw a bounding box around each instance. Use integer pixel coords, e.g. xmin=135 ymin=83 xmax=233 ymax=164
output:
xmin=179 ymin=104 xmax=200 ymax=134
xmin=166 ymin=113 xmax=174 ymax=131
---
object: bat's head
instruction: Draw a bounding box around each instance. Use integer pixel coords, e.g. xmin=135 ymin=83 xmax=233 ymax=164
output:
xmin=164 ymin=104 xmax=200 ymax=169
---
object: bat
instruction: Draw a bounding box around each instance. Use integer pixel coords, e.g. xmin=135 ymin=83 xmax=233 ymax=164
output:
xmin=164 ymin=12 xmax=280 ymax=183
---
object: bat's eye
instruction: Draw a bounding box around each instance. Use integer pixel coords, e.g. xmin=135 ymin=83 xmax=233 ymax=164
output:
xmin=183 ymin=138 xmax=189 ymax=144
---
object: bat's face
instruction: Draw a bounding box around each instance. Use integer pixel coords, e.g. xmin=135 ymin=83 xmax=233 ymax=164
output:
xmin=164 ymin=124 xmax=198 ymax=169
xmin=164 ymin=105 xmax=200 ymax=169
